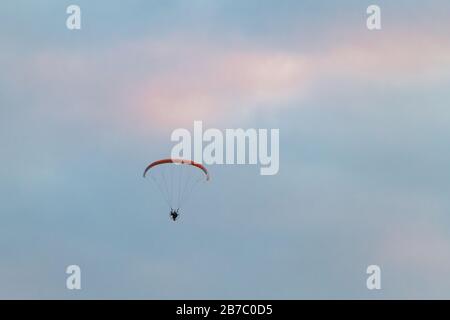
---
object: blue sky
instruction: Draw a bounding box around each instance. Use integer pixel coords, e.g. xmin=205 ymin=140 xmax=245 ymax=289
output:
xmin=1 ymin=1 xmax=450 ymax=299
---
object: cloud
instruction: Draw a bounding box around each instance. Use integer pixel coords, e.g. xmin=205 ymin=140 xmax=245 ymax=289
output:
xmin=379 ymin=218 xmax=450 ymax=274
xmin=130 ymin=48 xmax=311 ymax=127
xmin=318 ymin=31 xmax=450 ymax=84
xmin=5 ymin=27 xmax=449 ymax=136
xmin=130 ymin=31 xmax=450 ymax=128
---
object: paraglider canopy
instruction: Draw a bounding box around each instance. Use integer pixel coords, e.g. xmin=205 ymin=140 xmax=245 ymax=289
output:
xmin=143 ymin=158 xmax=210 ymax=181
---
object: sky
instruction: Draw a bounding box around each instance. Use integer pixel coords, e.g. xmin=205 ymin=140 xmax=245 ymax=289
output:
xmin=1 ymin=0 xmax=450 ymax=299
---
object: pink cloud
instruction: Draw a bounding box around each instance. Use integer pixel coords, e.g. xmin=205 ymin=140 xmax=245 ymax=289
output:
xmin=130 ymin=49 xmax=311 ymax=128
xmin=9 ymin=29 xmax=450 ymax=134
xmin=128 ymin=31 xmax=450 ymax=130
xmin=377 ymin=218 xmax=450 ymax=278
xmin=315 ymin=31 xmax=450 ymax=83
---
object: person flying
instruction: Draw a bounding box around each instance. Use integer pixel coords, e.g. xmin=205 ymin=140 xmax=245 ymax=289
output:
xmin=170 ymin=209 xmax=179 ymax=221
